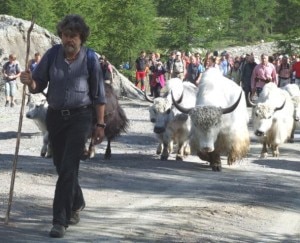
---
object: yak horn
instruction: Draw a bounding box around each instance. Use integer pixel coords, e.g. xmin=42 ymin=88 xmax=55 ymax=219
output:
xmin=171 ymin=90 xmax=192 ymax=114
xmin=222 ymin=91 xmax=242 ymax=114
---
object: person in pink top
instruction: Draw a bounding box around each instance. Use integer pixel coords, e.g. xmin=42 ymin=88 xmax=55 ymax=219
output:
xmin=251 ymin=53 xmax=278 ymax=97
xmin=150 ymin=61 xmax=166 ymax=97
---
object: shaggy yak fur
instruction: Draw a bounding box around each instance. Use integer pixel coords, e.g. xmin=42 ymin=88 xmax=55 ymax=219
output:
xmin=82 ymin=83 xmax=129 ymax=159
xmin=252 ymin=83 xmax=294 ymax=158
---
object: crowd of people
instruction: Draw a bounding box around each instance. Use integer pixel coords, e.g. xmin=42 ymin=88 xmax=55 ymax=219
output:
xmin=133 ymin=49 xmax=300 ymax=103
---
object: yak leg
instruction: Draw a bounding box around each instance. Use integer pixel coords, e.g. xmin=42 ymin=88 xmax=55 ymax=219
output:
xmin=156 ymin=142 xmax=163 ymax=155
xmin=176 ymin=141 xmax=184 ymax=161
xmin=89 ymin=142 xmax=96 ymax=159
xmin=183 ymin=143 xmax=191 ymax=156
xmin=41 ymin=136 xmax=47 ymax=157
xmin=260 ymin=142 xmax=268 ymax=158
xmin=197 ymin=150 xmax=222 ymax=172
xmin=168 ymin=140 xmax=174 ymax=154
xmin=161 ymin=142 xmax=169 ymax=160
xmin=288 ymin=122 xmax=295 ymax=143
xmin=271 ymin=144 xmax=279 ymax=157
xmin=227 ymin=150 xmax=236 ymax=165
xmin=197 ymin=151 xmax=210 ymax=162
xmin=46 ymin=142 xmax=52 ymax=158
xmin=104 ymin=140 xmax=112 ymax=159
xmin=176 ymin=141 xmax=190 ymax=161
xmin=209 ymin=151 xmax=222 ymax=172
xmin=80 ymin=139 xmax=94 ymax=160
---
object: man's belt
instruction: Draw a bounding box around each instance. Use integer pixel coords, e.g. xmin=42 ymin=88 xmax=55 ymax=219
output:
xmin=48 ymin=105 xmax=92 ymax=116
xmin=255 ymin=77 xmax=270 ymax=83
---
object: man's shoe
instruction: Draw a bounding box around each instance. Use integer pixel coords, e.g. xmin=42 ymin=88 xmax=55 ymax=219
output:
xmin=5 ymin=101 xmax=9 ymax=107
xmin=49 ymin=224 xmax=66 ymax=238
xmin=10 ymin=102 xmax=15 ymax=107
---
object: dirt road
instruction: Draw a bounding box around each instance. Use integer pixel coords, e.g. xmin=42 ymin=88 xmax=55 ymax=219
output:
xmin=0 ymin=98 xmax=299 ymax=242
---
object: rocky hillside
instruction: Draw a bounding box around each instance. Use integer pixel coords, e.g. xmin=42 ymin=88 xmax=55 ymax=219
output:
xmin=217 ymin=41 xmax=280 ymax=59
xmin=0 ymin=15 xmax=144 ymax=103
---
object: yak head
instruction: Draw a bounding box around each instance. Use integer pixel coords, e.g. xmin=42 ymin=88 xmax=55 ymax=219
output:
xmin=252 ymin=100 xmax=285 ymax=137
xmin=172 ymin=91 xmax=242 ymax=152
xmin=149 ymin=97 xmax=173 ymax=134
xmin=26 ymin=100 xmax=48 ymax=119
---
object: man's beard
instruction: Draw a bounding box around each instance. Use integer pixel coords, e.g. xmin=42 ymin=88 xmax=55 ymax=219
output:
xmin=63 ymin=43 xmax=79 ymax=56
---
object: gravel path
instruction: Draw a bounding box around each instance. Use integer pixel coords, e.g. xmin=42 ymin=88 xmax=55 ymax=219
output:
xmin=0 ymin=96 xmax=299 ymax=242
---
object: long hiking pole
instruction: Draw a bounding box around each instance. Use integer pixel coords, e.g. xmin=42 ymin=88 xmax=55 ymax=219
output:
xmin=4 ymin=17 xmax=35 ymax=225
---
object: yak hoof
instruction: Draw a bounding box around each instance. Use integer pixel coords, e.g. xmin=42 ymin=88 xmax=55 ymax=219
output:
xmin=288 ymin=138 xmax=294 ymax=143
xmin=104 ymin=153 xmax=111 ymax=160
xmin=260 ymin=152 xmax=268 ymax=158
xmin=175 ymin=155 xmax=183 ymax=161
xmin=41 ymin=152 xmax=46 ymax=157
xmin=212 ymin=165 xmax=222 ymax=172
xmin=160 ymin=154 xmax=169 ymax=161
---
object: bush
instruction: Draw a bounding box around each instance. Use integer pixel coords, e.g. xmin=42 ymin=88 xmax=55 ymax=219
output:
xmin=119 ymin=69 xmax=136 ymax=83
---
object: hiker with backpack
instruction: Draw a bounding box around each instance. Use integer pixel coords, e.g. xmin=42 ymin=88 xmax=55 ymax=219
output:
xmin=2 ymin=53 xmax=21 ymax=107
xmin=135 ymin=50 xmax=148 ymax=91
xmin=170 ymin=51 xmax=186 ymax=80
xmin=277 ymin=55 xmax=291 ymax=87
xmin=20 ymin=14 xmax=106 ymax=238
xmin=227 ymin=60 xmax=242 ymax=86
xmin=185 ymin=55 xmax=204 ymax=86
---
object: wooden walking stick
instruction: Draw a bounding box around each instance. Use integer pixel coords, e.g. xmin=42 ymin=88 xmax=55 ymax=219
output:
xmin=4 ymin=17 xmax=35 ymax=225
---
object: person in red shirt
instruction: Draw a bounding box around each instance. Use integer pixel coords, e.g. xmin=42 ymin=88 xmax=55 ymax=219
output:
xmin=292 ymin=58 xmax=300 ymax=87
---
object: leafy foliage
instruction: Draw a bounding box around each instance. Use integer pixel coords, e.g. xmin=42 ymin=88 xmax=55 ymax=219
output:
xmin=1 ymin=0 xmax=300 ymax=66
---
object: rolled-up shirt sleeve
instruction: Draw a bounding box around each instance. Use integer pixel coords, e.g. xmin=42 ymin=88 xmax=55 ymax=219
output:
xmin=91 ymin=54 xmax=106 ymax=105
xmin=31 ymin=49 xmax=52 ymax=93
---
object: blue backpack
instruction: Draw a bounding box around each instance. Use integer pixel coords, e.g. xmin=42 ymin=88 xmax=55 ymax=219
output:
xmin=47 ymin=44 xmax=98 ymax=99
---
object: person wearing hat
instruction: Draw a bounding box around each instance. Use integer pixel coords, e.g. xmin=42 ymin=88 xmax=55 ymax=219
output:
xmin=170 ymin=51 xmax=186 ymax=80
xmin=277 ymin=55 xmax=291 ymax=87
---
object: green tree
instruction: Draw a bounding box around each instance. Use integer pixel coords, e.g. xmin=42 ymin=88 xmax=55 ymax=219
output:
xmin=231 ymin=0 xmax=276 ymax=43
xmin=156 ymin=0 xmax=231 ymax=51
xmin=7 ymin=0 xmax=57 ymax=32
xmin=98 ymin=0 xmax=158 ymax=66
xmin=275 ymin=0 xmax=300 ymax=54
xmin=51 ymin=0 xmax=107 ymax=51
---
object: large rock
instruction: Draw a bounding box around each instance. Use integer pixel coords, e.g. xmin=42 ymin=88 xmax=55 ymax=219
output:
xmin=0 ymin=15 xmax=144 ymax=103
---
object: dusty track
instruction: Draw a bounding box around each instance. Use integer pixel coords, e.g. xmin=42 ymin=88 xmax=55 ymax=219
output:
xmin=0 ymin=97 xmax=299 ymax=242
